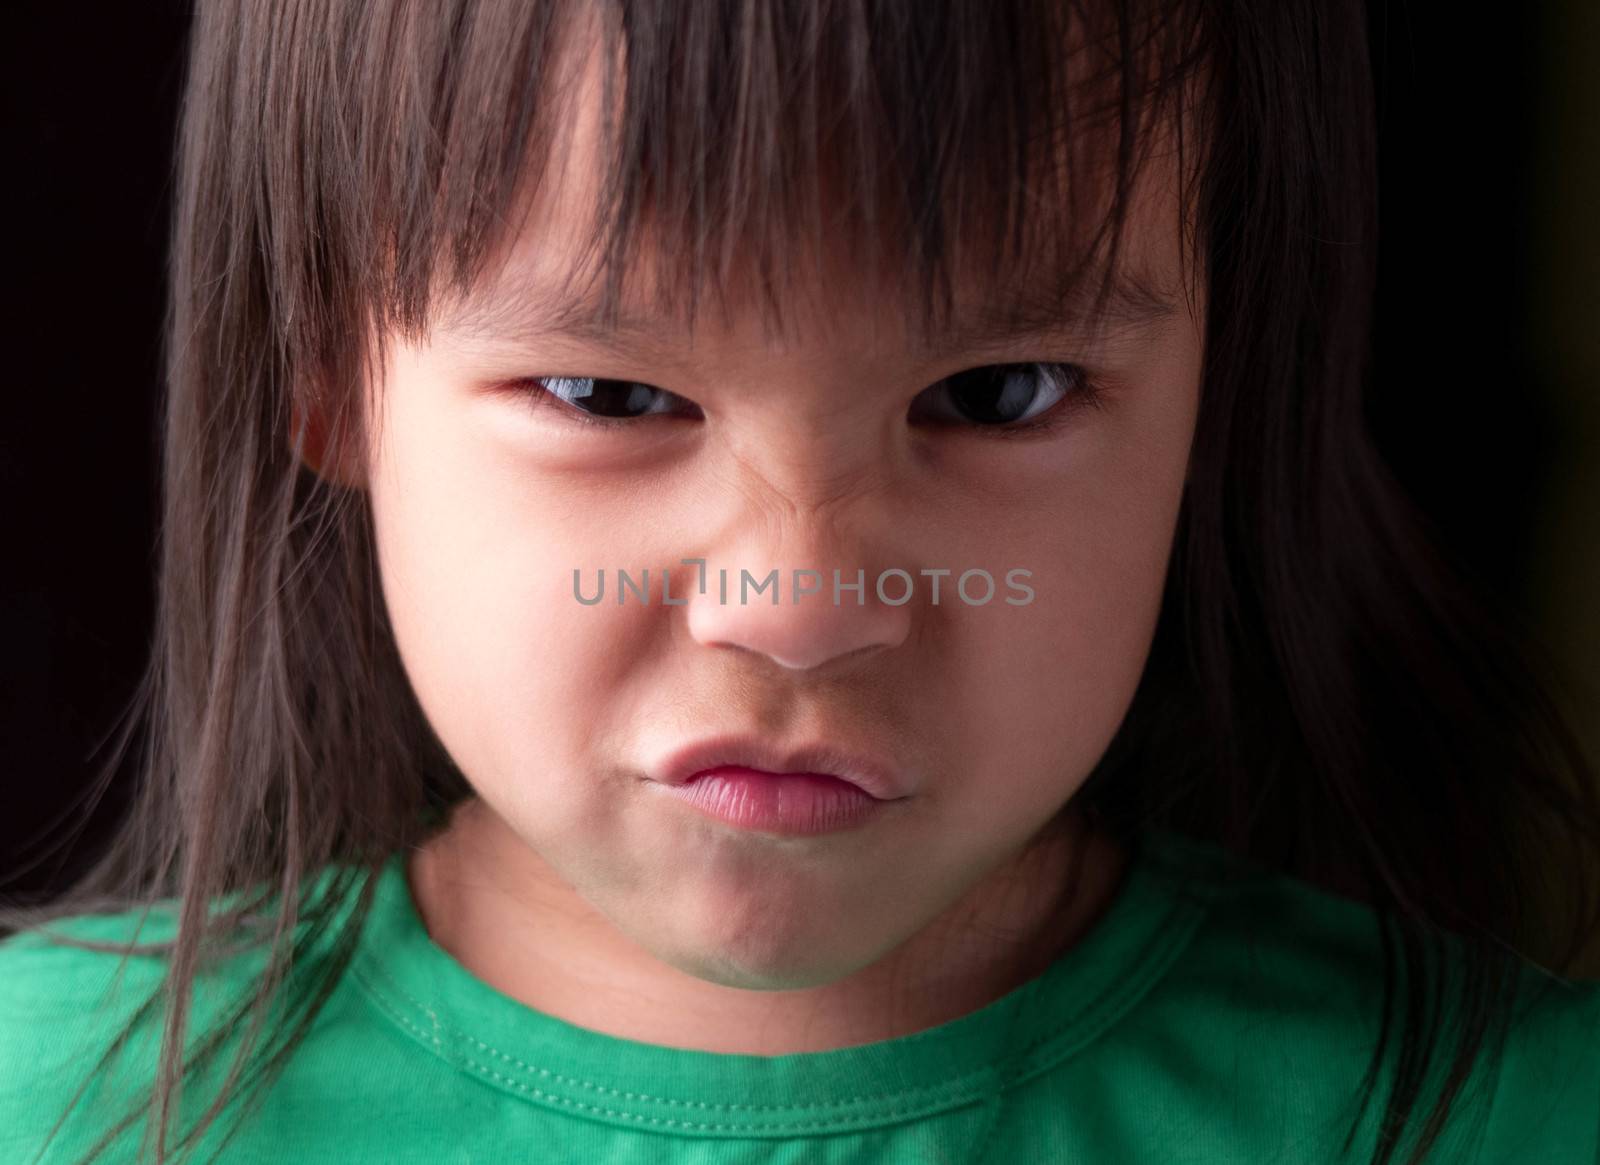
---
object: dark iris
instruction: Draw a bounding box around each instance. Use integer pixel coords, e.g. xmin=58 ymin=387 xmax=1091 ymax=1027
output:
xmin=942 ymin=365 xmax=1047 ymax=424
xmin=548 ymin=377 xmax=660 ymax=418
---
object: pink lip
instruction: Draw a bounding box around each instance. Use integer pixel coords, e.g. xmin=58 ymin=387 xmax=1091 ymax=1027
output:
xmin=659 ymin=766 xmax=885 ymax=835
xmin=649 ymin=735 xmax=907 ymax=802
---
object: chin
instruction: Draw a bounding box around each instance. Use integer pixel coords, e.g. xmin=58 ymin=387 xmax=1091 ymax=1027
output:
xmin=648 ymin=904 xmax=875 ymax=992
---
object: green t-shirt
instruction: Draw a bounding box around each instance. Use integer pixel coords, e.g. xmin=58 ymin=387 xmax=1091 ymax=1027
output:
xmin=2 ymin=826 xmax=1596 ymax=1163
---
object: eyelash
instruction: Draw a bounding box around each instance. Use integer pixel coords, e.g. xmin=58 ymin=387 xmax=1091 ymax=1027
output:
xmin=933 ymin=363 xmax=1107 ymax=440
xmin=508 ymin=362 xmax=1105 ymax=439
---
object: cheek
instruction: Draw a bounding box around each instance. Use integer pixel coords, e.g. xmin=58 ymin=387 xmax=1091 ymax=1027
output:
xmin=923 ymin=513 xmax=1175 ymax=831
xmin=934 ymin=416 xmax=1191 ymax=818
xmin=365 ymin=380 xmax=663 ymax=799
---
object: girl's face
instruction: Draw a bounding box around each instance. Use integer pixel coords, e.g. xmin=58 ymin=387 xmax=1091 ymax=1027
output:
xmin=362 ymin=48 xmax=1204 ymax=999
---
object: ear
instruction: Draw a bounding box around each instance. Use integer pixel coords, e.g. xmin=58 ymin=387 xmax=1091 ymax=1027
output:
xmin=289 ymin=393 xmax=367 ymax=490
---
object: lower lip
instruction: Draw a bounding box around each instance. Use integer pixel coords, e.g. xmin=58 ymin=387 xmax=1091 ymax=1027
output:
xmin=658 ymin=766 xmax=885 ymax=835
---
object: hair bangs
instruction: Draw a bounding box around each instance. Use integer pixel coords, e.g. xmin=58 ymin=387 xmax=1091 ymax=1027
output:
xmin=287 ymin=0 xmax=1210 ymax=379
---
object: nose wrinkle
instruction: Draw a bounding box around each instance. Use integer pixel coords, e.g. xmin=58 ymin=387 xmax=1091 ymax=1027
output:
xmin=720 ymin=406 xmax=892 ymax=516
xmin=683 ymin=428 xmax=914 ymax=672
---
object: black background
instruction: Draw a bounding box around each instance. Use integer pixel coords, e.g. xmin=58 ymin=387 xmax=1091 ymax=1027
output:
xmin=0 ymin=4 xmax=1583 ymax=901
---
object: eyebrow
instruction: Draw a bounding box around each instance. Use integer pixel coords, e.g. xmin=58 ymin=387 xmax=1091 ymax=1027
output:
xmin=438 ymin=258 xmax=1183 ymax=363
xmin=935 ymin=261 xmax=1183 ymax=354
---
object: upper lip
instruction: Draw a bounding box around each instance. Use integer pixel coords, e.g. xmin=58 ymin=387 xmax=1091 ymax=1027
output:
xmin=650 ymin=735 xmax=906 ymax=801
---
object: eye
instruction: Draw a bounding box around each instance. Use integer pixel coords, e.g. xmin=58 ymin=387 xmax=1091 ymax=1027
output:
xmin=908 ymin=362 xmax=1098 ymax=433
xmin=522 ymin=376 xmax=698 ymax=428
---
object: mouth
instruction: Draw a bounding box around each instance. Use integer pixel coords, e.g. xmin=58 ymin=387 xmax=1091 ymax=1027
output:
xmin=649 ymin=734 xmax=908 ymax=802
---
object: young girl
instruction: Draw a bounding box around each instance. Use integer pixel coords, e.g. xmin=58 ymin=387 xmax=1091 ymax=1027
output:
xmin=3 ymin=1 xmax=1597 ymax=1162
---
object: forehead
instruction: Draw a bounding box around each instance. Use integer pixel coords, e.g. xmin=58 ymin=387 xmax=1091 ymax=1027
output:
xmin=436 ymin=232 xmax=1188 ymax=371
xmin=427 ymin=5 xmax=1200 ymax=357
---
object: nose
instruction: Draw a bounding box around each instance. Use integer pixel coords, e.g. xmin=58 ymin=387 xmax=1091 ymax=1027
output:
xmin=683 ymin=526 xmax=914 ymax=672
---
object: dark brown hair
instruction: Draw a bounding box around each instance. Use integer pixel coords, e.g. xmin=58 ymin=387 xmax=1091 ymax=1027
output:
xmin=3 ymin=1 xmax=1596 ymax=1163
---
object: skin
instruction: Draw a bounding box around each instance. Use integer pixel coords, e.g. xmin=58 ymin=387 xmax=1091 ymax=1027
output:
xmin=347 ymin=33 xmax=1206 ymax=1056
